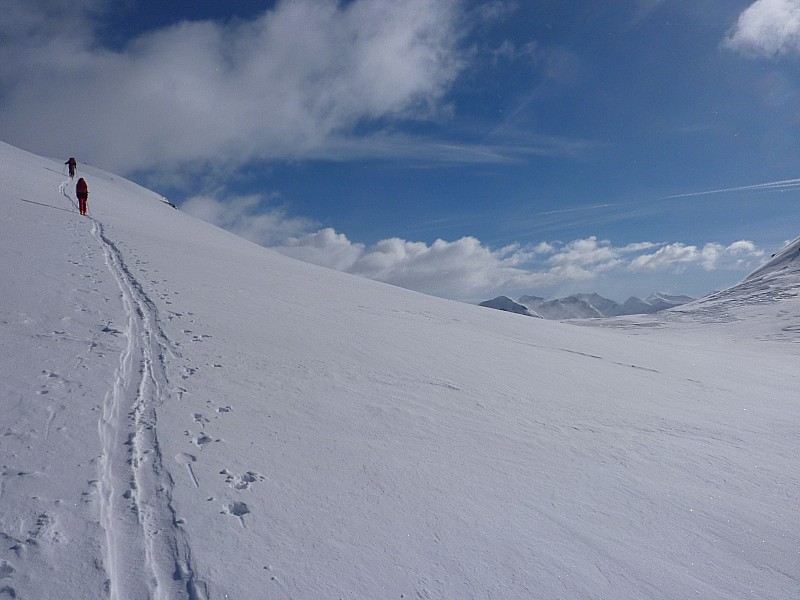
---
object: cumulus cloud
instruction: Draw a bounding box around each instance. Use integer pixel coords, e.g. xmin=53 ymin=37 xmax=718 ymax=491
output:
xmin=183 ymin=194 xmax=766 ymax=299
xmin=0 ymin=0 xmax=467 ymax=172
xmin=629 ymin=241 xmax=764 ymax=272
xmin=727 ymin=240 xmax=762 ymax=254
xmin=725 ymin=0 xmax=800 ymax=57
xmin=629 ymin=242 xmax=705 ymax=271
xmin=181 ymin=193 xmax=315 ymax=247
xmin=546 ymin=237 xmax=659 ymax=275
xmin=277 ymin=232 xmax=547 ymax=298
xmin=279 ymin=232 xmax=765 ymax=298
xmin=278 ymin=228 xmax=366 ymax=273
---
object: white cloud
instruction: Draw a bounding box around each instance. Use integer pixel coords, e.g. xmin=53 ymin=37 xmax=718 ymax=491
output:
xmin=629 ymin=240 xmax=764 ymax=272
xmin=547 ymin=237 xmax=659 ymax=271
xmin=700 ymin=243 xmax=724 ymax=270
xmin=279 ymin=233 xmax=543 ymax=298
xmin=727 ymin=240 xmax=763 ymax=254
xmin=548 ymin=237 xmax=619 ymax=269
xmin=182 ymin=194 xmax=766 ymax=299
xmin=181 ymin=193 xmax=315 ymax=247
xmin=279 ymin=228 xmax=366 ymax=273
xmin=278 ymin=233 xmax=667 ymax=298
xmin=726 ymin=240 xmax=766 ymax=267
xmin=0 ymin=0 xmax=467 ymax=172
xmin=725 ymin=0 xmax=800 ymax=57
xmin=533 ymin=241 xmax=557 ymax=254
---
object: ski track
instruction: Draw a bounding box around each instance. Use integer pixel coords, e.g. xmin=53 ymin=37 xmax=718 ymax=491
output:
xmin=59 ymin=178 xmax=79 ymax=212
xmin=92 ymin=219 xmax=208 ymax=600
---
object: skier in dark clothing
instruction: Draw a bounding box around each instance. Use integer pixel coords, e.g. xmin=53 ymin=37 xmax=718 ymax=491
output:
xmin=65 ymin=157 xmax=77 ymax=178
xmin=76 ymin=177 xmax=89 ymax=216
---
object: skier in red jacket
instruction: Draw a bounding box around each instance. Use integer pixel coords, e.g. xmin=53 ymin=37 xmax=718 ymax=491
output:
xmin=76 ymin=178 xmax=89 ymax=216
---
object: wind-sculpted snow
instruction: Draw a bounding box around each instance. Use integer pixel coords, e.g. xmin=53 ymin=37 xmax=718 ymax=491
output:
xmin=2 ymin=139 xmax=800 ymax=599
xmin=745 ymin=235 xmax=800 ymax=282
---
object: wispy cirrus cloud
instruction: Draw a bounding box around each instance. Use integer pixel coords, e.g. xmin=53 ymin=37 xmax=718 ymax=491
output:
xmin=664 ymin=177 xmax=800 ymax=198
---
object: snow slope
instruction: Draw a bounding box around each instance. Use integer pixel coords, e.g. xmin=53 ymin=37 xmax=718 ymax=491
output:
xmin=2 ymin=140 xmax=799 ymax=599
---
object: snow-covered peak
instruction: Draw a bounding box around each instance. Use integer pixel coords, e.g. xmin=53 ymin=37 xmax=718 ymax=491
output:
xmin=499 ymin=292 xmax=695 ymax=320
xmin=479 ymin=295 xmax=541 ymax=317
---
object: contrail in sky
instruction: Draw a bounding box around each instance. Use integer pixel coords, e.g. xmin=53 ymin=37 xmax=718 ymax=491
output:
xmin=664 ymin=178 xmax=800 ymax=199
xmin=534 ymin=203 xmax=616 ymax=216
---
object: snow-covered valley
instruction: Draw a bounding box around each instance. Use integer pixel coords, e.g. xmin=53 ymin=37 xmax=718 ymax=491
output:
xmin=1 ymin=140 xmax=799 ymax=599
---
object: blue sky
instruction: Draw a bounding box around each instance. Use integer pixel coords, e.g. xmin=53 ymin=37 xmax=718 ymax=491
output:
xmin=3 ymin=0 xmax=800 ymax=302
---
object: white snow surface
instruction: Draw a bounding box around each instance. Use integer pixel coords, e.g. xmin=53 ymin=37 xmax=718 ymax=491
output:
xmin=1 ymin=140 xmax=799 ymax=599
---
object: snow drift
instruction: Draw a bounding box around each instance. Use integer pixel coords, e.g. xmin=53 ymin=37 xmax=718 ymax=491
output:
xmin=1 ymin=140 xmax=799 ymax=600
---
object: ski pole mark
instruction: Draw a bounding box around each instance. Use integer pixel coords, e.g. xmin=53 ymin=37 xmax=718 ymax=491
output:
xmin=43 ymin=407 xmax=56 ymax=441
xmin=175 ymin=454 xmax=199 ymax=488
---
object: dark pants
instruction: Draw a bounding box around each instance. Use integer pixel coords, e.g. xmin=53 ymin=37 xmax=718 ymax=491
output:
xmin=77 ymin=193 xmax=88 ymax=215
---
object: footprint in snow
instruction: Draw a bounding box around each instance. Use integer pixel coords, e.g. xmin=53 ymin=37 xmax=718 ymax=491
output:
xmin=39 ymin=370 xmax=60 ymax=381
xmin=181 ymin=329 xmax=212 ymax=342
xmin=27 ymin=512 xmax=62 ymax=544
xmin=193 ymin=433 xmax=213 ymax=447
xmin=0 ymin=561 xmax=14 ymax=579
xmin=81 ymin=480 xmax=100 ymax=502
xmin=186 ymin=431 xmax=220 ymax=448
xmin=220 ymin=469 xmax=264 ymax=490
xmin=223 ymin=501 xmax=250 ymax=527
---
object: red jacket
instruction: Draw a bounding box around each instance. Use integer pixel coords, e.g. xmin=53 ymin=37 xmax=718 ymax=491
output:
xmin=76 ymin=178 xmax=88 ymax=196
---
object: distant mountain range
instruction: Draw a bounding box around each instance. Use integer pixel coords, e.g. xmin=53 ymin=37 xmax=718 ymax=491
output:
xmin=479 ymin=292 xmax=695 ymax=320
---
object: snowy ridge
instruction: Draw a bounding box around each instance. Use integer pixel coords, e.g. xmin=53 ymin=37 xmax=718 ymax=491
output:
xmin=744 ymin=235 xmax=800 ymax=282
xmin=478 ymin=296 xmax=540 ymax=317
xmin=657 ymin=235 xmax=800 ymax=335
xmin=575 ymin=237 xmax=800 ymax=341
xmin=506 ymin=292 xmax=694 ymax=320
xmin=92 ymin=219 xmax=206 ymax=600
